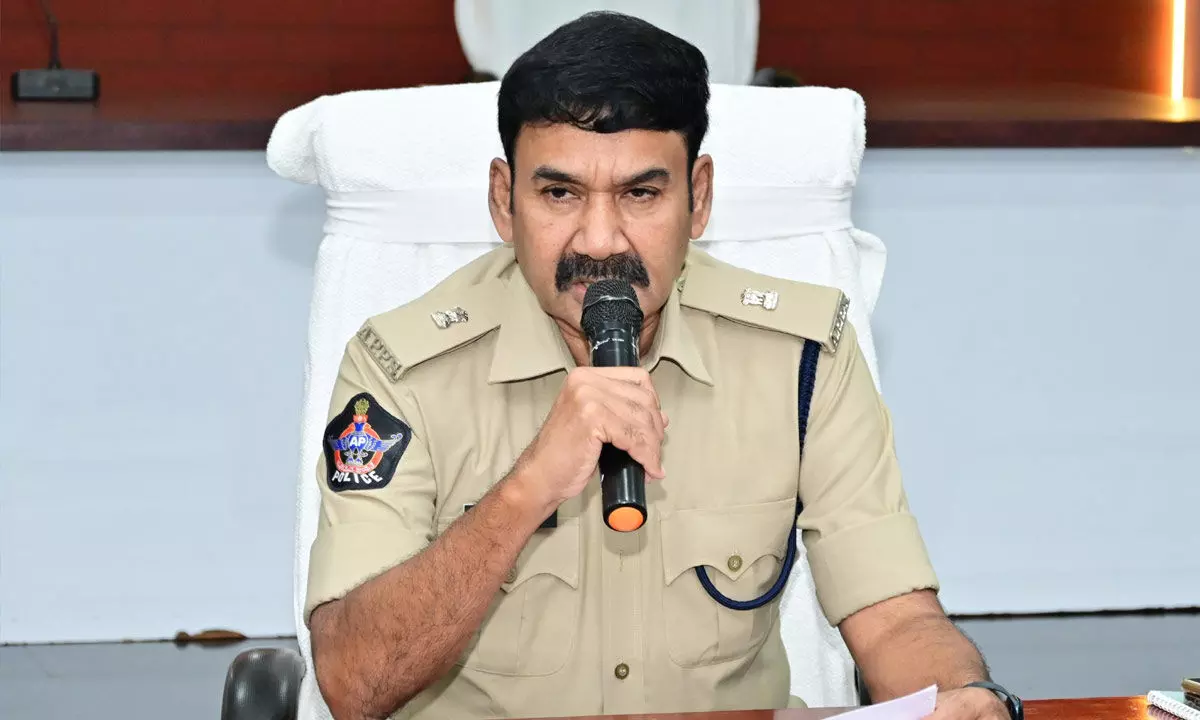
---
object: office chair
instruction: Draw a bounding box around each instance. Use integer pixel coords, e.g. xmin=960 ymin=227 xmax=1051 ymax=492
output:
xmin=223 ymin=79 xmax=884 ymax=720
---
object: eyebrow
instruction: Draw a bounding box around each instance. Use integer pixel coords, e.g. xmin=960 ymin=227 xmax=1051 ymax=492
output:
xmin=619 ymin=167 xmax=671 ymax=187
xmin=531 ymin=165 xmax=671 ymax=187
xmin=531 ymin=166 xmax=581 ymax=185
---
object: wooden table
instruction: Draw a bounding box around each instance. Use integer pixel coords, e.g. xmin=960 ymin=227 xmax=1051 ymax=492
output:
xmin=1025 ymin=697 xmax=1149 ymax=720
xmin=525 ymin=696 xmax=1148 ymax=720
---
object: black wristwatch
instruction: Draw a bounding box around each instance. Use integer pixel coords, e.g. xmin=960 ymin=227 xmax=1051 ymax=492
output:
xmin=965 ymin=681 xmax=1024 ymax=720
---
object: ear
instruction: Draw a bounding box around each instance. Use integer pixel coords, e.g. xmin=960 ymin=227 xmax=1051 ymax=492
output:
xmin=489 ymin=158 xmax=514 ymax=244
xmin=689 ymin=154 xmax=714 ymax=240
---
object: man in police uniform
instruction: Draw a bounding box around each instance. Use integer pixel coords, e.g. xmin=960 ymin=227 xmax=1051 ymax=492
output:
xmin=304 ymin=11 xmax=1021 ymax=720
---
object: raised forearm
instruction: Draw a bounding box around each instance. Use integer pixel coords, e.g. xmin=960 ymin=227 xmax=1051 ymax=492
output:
xmin=311 ymin=471 xmax=552 ymax=720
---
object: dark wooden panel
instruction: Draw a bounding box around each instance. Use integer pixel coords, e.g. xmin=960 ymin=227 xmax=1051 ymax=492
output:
xmin=863 ymin=84 xmax=1200 ymax=147
xmin=0 ymin=96 xmax=287 ymax=151
xmin=2 ymin=0 xmax=1192 ymax=149
xmin=4 ymin=86 xmax=1198 ymax=152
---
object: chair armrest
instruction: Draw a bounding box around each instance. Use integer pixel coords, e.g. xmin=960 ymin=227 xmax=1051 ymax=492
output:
xmin=856 ymin=667 xmax=873 ymax=706
xmin=221 ymin=647 xmax=306 ymax=720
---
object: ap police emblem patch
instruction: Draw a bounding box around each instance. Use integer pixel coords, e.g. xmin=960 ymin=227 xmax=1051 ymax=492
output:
xmin=323 ymin=393 xmax=411 ymax=492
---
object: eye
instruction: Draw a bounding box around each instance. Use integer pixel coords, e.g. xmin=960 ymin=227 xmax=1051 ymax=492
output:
xmin=626 ymin=187 xmax=659 ymax=201
xmin=543 ymin=186 xmax=574 ymax=201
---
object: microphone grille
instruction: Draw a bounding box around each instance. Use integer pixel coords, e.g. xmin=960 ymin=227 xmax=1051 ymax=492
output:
xmin=581 ymin=280 xmax=643 ymax=337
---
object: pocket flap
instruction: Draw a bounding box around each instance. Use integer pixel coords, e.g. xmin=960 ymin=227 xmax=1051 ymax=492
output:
xmin=503 ymin=520 xmax=580 ymax=591
xmin=660 ymin=498 xmax=795 ymax=584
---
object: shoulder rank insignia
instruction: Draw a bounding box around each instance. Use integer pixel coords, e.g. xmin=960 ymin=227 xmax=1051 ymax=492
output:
xmin=678 ymin=260 xmax=851 ymax=354
xmin=829 ymin=294 xmax=850 ymax=353
xmin=741 ymin=288 xmax=779 ymax=311
xmin=357 ymin=324 xmax=403 ymax=382
xmin=431 ymin=306 xmax=469 ymax=329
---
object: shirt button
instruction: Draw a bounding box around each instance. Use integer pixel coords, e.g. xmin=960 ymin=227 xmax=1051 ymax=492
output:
xmin=727 ymin=554 xmax=743 ymax=572
xmin=505 ymin=566 xmax=518 ymax=584
xmin=614 ymin=662 xmax=630 ymax=680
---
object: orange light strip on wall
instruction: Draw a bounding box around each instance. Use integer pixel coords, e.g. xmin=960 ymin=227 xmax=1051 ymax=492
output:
xmin=1171 ymin=0 xmax=1188 ymax=99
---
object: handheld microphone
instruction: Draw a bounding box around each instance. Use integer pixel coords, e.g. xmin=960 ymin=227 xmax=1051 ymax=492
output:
xmin=581 ymin=280 xmax=648 ymax=533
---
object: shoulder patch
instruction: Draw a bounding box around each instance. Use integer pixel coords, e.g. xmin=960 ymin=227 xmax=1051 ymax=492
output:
xmin=679 ymin=262 xmax=850 ymax=353
xmin=323 ymin=393 xmax=412 ymax=492
xmin=357 ymin=277 xmax=505 ymax=382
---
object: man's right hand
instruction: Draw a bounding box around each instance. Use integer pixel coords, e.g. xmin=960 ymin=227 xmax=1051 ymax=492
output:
xmin=512 ymin=366 xmax=668 ymax=511
xmin=314 ymin=369 xmax=657 ymax=719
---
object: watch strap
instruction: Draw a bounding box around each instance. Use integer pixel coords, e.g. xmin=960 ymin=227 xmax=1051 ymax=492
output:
xmin=965 ymin=680 xmax=1024 ymax=720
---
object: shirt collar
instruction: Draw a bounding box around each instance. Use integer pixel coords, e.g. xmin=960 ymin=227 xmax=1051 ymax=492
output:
xmin=642 ymin=282 xmax=714 ymax=386
xmin=487 ymin=268 xmax=577 ymax=384
xmin=488 ymin=268 xmax=714 ymax=386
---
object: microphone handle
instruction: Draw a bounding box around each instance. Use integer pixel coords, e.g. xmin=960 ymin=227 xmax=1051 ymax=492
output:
xmin=589 ymin=322 xmax=648 ymax=532
xmin=599 ymin=444 xmax=646 ymax=532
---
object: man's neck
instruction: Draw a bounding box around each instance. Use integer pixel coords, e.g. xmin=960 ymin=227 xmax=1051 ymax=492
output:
xmin=557 ymin=311 xmax=663 ymax=368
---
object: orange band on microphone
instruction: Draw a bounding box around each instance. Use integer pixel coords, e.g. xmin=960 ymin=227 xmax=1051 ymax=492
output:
xmin=607 ymin=506 xmax=645 ymax=532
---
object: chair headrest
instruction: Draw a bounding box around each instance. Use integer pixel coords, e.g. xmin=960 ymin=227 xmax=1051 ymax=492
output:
xmin=266 ymin=82 xmax=866 ymax=195
xmin=453 ymin=0 xmax=761 ymax=85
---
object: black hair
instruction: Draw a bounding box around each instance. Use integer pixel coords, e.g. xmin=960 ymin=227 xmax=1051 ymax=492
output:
xmin=497 ymin=11 xmax=710 ymax=209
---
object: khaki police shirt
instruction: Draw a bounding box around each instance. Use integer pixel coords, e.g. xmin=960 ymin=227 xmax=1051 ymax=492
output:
xmin=306 ymin=244 xmax=939 ymax=719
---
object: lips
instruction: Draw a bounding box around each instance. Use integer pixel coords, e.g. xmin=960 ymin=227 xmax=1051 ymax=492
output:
xmin=568 ymin=281 xmax=590 ymax=304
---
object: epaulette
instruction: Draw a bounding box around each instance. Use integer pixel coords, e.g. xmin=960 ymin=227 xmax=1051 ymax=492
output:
xmin=352 ymin=247 xmax=517 ymax=382
xmin=678 ymin=261 xmax=850 ymax=354
xmin=356 ymin=277 xmax=505 ymax=382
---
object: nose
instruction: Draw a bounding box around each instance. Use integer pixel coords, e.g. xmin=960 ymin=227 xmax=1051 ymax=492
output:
xmin=571 ymin=194 xmax=631 ymax=259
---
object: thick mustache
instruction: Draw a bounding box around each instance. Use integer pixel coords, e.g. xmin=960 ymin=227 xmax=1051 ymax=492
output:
xmin=555 ymin=252 xmax=650 ymax=292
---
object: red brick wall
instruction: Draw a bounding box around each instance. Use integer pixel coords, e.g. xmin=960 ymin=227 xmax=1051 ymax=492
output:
xmin=759 ymin=0 xmax=1175 ymax=94
xmin=0 ymin=0 xmax=470 ymax=102
xmin=0 ymin=0 xmax=1178 ymax=103
xmin=1189 ymin=0 xmax=1200 ymax=96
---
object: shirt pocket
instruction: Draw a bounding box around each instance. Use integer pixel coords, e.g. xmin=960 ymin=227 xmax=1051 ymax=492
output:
xmin=659 ymin=497 xmax=795 ymax=668
xmin=440 ymin=515 xmax=582 ymax=677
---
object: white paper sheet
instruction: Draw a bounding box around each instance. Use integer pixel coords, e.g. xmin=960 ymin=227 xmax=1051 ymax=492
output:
xmin=836 ymin=685 xmax=939 ymax=720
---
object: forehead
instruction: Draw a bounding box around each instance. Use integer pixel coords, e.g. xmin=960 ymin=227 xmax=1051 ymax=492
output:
xmin=514 ymin=124 xmax=688 ymax=177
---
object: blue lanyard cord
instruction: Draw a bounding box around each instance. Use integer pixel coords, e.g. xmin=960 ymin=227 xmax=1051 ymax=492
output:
xmin=694 ymin=502 xmax=800 ymax=610
xmin=692 ymin=339 xmax=821 ymax=611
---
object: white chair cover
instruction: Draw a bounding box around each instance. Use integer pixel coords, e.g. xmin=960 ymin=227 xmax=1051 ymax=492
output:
xmin=454 ymin=0 xmax=760 ymax=85
xmin=267 ymin=80 xmax=880 ymax=720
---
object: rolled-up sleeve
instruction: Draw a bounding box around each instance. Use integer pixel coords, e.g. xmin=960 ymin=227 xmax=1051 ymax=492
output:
xmin=304 ymin=335 xmax=437 ymax=625
xmin=797 ymin=322 xmax=939 ymax=627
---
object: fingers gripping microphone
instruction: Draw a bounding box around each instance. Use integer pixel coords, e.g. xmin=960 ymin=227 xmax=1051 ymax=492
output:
xmin=581 ymin=280 xmax=648 ymax=533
